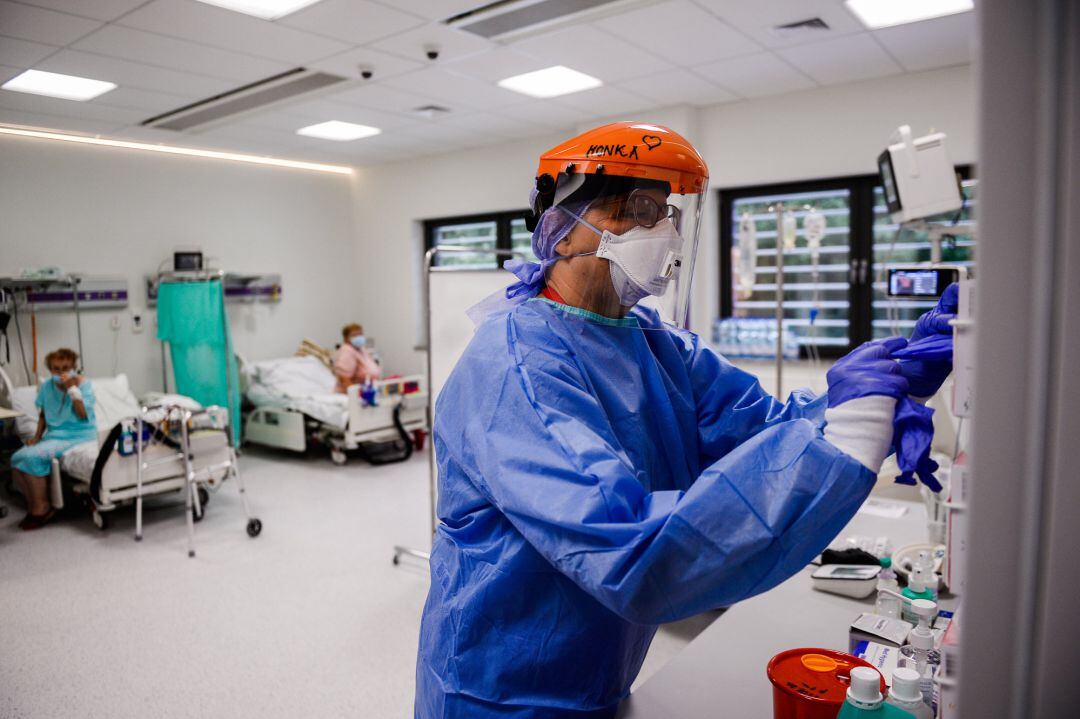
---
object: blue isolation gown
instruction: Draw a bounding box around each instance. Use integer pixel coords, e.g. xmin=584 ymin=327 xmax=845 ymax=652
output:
xmin=415 ymin=298 xmax=876 ymax=718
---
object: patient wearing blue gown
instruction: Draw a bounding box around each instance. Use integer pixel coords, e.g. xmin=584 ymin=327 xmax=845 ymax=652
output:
xmin=11 ymin=348 xmax=96 ymax=530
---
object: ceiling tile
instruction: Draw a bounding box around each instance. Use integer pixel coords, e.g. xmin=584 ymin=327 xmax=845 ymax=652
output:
xmin=0 ymin=63 xmax=23 ymax=84
xmin=443 ymin=46 xmax=547 ymax=84
xmin=255 ymin=97 xmax=422 ymax=132
xmin=617 ymin=69 xmax=737 ymax=108
xmin=0 ymin=106 xmax=123 ymax=133
xmin=434 ymin=110 xmax=549 ymax=141
xmin=329 ymin=81 xmax=431 ymax=114
xmin=600 ymin=0 xmax=761 ymax=67
xmin=119 ymin=0 xmax=350 ymax=65
xmin=280 ymin=0 xmax=424 ymax=45
xmin=368 ymin=23 xmax=493 ymax=65
xmin=873 ymin=13 xmax=974 ymax=72
xmin=371 ymin=0 xmax=476 ymax=21
xmin=694 ymin=52 xmax=815 ymax=98
xmin=17 ymin=1 xmax=151 ymax=23
xmin=0 ymin=0 xmax=102 ymax=45
xmin=72 ymin=25 xmax=292 ymax=83
xmin=776 ymin=33 xmax=903 ymax=85
xmin=551 ymin=85 xmax=654 ymax=119
xmin=496 ymin=99 xmax=582 ymax=132
xmin=0 ymin=86 xmax=146 ymax=124
xmin=90 ymin=85 xmax=197 ymax=114
xmin=37 ymin=49 xmax=237 ymax=97
xmin=307 ymin=45 xmax=423 ymax=82
xmin=507 ymin=23 xmax=674 ymax=84
xmin=695 ymin=0 xmax=866 ymax=49
xmin=0 ymin=35 xmax=57 ymax=67
xmin=383 ymin=67 xmax=525 ymax=111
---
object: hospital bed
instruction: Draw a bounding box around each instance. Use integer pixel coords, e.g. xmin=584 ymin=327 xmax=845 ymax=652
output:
xmin=3 ymin=371 xmax=239 ymax=537
xmin=242 ymin=355 xmax=426 ymax=465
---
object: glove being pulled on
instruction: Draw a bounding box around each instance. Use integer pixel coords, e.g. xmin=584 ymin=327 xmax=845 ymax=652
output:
xmin=900 ymin=282 xmax=959 ymax=397
xmin=824 ymin=337 xmax=909 ymax=474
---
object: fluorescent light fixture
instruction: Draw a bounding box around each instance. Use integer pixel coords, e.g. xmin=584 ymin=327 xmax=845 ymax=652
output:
xmin=497 ymin=65 xmax=602 ymax=99
xmin=195 ymin=0 xmax=323 ymax=20
xmin=845 ymin=0 xmax=973 ymax=29
xmin=1 ymin=69 xmax=116 ymax=101
xmin=296 ymin=120 xmax=381 ymax=141
xmin=0 ymin=125 xmax=353 ymax=175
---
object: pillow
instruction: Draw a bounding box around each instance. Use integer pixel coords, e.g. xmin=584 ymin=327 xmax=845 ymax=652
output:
xmin=252 ymin=356 xmax=337 ymax=396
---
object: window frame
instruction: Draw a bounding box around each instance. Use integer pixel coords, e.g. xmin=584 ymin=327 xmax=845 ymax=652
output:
xmin=717 ymin=168 xmax=972 ymax=359
xmin=423 ymin=208 xmax=532 ymax=269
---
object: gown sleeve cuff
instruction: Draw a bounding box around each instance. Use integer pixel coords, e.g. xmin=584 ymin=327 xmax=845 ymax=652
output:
xmin=823 ymin=395 xmax=896 ymax=473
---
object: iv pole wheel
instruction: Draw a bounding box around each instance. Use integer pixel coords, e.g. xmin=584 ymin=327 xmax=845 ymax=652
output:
xmin=246 ymin=518 xmax=262 ymax=537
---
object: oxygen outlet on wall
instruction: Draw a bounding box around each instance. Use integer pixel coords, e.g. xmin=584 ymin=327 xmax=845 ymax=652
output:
xmin=110 ymin=315 xmax=121 ymax=331
xmin=131 ymin=311 xmax=144 ymax=334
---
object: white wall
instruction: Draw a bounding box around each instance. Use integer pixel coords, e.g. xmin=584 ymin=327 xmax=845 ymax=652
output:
xmin=0 ymin=135 xmax=359 ymax=393
xmin=353 ymin=65 xmax=976 ymax=375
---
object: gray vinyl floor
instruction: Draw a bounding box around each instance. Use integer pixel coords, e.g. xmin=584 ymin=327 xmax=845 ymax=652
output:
xmin=0 ymin=448 xmax=712 ymax=719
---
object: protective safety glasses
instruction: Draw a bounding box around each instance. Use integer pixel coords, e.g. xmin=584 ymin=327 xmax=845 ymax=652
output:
xmin=591 ymin=190 xmax=682 ymax=231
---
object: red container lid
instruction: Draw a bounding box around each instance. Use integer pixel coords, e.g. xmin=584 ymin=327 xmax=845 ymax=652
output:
xmin=767 ymin=648 xmax=884 ymax=706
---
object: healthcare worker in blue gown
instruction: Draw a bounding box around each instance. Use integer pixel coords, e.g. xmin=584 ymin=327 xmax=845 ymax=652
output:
xmin=415 ymin=123 xmax=955 ymax=719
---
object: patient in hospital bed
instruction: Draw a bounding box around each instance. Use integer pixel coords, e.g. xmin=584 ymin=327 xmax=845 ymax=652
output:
xmin=333 ymin=323 xmax=381 ymax=394
xmin=11 ymin=348 xmax=96 ymax=530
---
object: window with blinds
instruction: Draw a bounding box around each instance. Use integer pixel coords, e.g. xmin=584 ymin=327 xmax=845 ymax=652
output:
xmin=726 ymin=186 xmax=853 ymax=355
xmin=719 ymin=170 xmax=975 ymax=356
xmin=425 ymin=210 xmax=534 ymax=269
xmin=430 ymin=219 xmax=499 ymax=268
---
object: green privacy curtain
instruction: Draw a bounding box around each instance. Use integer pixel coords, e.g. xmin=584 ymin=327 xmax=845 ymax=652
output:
xmin=156 ymin=280 xmax=240 ymax=446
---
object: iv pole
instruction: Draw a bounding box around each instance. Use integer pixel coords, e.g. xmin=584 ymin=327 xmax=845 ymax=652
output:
xmin=768 ymin=203 xmax=785 ymax=395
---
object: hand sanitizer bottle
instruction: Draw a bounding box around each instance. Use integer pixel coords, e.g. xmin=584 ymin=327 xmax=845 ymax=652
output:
xmin=888 ymin=667 xmax=933 ymax=719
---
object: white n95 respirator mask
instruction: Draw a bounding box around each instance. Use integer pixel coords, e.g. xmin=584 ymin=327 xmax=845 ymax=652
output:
xmin=558 ymin=205 xmax=686 ymax=308
xmin=595 ymin=219 xmax=684 ymax=307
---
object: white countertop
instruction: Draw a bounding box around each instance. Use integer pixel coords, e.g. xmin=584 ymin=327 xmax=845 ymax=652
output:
xmin=619 ymin=498 xmax=942 ymax=718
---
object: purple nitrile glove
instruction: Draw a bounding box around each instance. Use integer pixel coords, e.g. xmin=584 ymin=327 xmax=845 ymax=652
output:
xmin=899 ymin=282 xmax=959 ymax=397
xmin=827 ymin=336 xmax=910 ymax=408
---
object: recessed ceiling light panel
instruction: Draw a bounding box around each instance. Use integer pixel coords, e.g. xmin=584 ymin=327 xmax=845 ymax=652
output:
xmin=845 ymin=0 xmax=973 ymax=29
xmin=195 ymin=0 xmax=324 ymax=21
xmin=1 ymin=69 xmax=116 ymax=101
xmin=497 ymin=65 xmax=602 ymax=98
xmin=296 ymin=120 xmax=381 ymax=141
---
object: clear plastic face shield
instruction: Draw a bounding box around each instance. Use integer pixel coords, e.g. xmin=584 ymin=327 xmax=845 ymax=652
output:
xmin=545 ymin=175 xmax=706 ymax=329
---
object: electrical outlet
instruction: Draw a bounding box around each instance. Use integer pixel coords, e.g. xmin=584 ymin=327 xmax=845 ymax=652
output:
xmin=110 ymin=315 xmax=121 ymax=331
xmin=131 ymin=312 xmax=144 ymax=334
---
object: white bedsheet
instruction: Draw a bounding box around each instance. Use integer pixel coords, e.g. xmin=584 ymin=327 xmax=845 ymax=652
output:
xmin=60 ymin=441 xmax=97 ymax=482
xmin=246 ymin=357 xmax=348 ymax=429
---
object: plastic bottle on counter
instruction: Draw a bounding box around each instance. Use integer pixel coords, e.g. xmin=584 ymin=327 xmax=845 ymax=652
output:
xmin=901 ymin=567 xmax=936 ymax=623
xmin=837 ymin=667 xmax=915 ymax=718
xmin=888 ymin=667 xmax=934 ymax=719
xmin=898 ymin=599 xmax=941 ymax=707
xmin=874 ymin=559 xmax=902 ymax=619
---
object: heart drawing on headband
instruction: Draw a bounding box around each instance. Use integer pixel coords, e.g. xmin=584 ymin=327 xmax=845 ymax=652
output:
xmin=642 ymin=135 xmax=662 ymax=150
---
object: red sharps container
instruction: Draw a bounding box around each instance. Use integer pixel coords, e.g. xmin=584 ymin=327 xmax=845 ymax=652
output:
xmin=767 ymin=648 xmax=885 ymax=719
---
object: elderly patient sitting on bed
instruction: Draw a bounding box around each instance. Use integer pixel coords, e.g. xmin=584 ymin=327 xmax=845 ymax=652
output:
xmin=333 ymin=323 xmax=381 ymax=394
xmin=12 ymin=347 xmax=97 ymax=530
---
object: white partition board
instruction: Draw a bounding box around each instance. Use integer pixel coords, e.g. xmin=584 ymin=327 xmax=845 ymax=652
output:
xmin=429 ymin=269 xmax=515 ymax=405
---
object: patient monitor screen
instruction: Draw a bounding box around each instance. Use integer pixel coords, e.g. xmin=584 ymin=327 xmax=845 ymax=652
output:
xmin=888 ymin=268 xmax=958 ymax=298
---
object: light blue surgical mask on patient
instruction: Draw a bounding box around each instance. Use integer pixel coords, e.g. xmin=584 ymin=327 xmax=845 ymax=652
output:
xmin=350 ymin=335 xmax=367 ymax=349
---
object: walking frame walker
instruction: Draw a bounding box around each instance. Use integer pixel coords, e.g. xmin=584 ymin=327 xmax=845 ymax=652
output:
xmin=133 ymin=403 xmax=262 ymax=558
